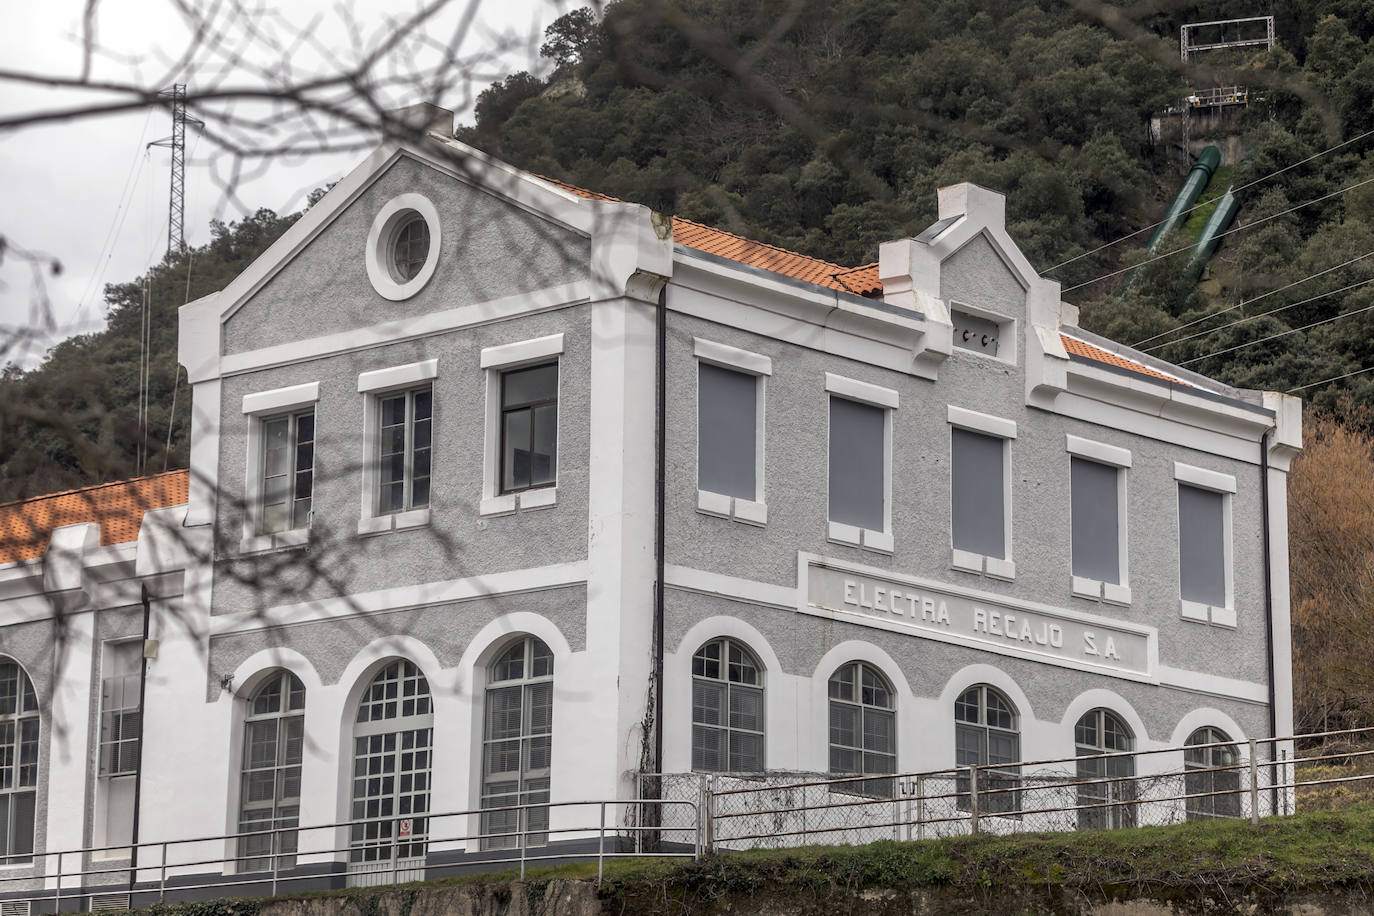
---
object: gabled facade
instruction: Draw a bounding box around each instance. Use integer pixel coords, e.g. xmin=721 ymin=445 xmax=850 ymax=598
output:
xmin=0 ymin=103 xmax=1301 ymax=903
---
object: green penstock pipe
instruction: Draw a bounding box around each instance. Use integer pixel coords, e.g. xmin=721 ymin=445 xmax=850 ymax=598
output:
xmin=1186 ymin=184 xmax=1239 ymax=283
xmin=1147 ymin=145 xmax=1221 ymax=252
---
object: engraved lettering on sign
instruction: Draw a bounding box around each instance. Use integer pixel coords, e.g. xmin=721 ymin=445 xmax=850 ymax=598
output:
xmin=808 ymin=563 xmax=1149 ymax=676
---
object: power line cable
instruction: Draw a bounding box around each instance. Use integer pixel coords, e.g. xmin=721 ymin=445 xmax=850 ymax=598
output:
xmin=1143 ymin=276 xmax=1374 ymax=353
xmin=76 ymin=108 xmax=155 ymax=323
xmin=1287 ymin=364 xmax=1374 ymax=393
xmin=1062 ymin=174 xmax=1374 ymax=294
xmin=1133 ymin=249 xmax=1374 ymax=349
xmin=1180 ymin=300 xmax=1374 ymax=366
xmin=1047 ymin=125 xmax=1374 ymax=274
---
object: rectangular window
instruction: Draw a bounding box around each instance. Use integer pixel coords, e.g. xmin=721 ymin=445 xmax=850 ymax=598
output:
xmin=951 ymin=428 xmax=1006 ymax=559
xmin=500 ymin=364 xmax=557 ymax=494
xmin=828 ymin=396 xmax=886 ymax=533
xmin=261 ymin=410 xmax=315 ymax=534
xmin=1178 ymin=483 xmax=1227 ymax=607
xmin=698 ymin=363 xmax=758 ymax=500
xmin=1071 ymin=458 xmax=1121 ymax=584
xmin=377 ymin=386 xmax=432 ymax=514
xmin=98 ymin=645 xmax=141 ymax=776
xmin=95 ymin=640 xmax=141 ymax=856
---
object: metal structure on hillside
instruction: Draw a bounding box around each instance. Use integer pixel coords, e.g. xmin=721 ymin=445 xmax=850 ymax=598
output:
xmin=148 ymin=84 xmax=203 ymax=253
xmin=1179 ymin=16 xmax=1276 ymax=154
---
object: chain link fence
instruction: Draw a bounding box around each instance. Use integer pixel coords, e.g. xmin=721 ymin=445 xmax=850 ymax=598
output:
xmin=638 ymin=727 xmax=1374 ymax=852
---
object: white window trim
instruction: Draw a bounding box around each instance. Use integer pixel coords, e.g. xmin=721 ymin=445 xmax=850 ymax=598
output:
xmin=825 ymin=373 xmax=899 ymax=409
xmin=1173 ymin=461 xmax=1237 ymax=494
xmin=1066 ymin=434 xmax=1132 ymax=468
xmin=356 ymin=361 xmax=437 ymax=536
xmin=240 ymin=383 xmax=321 ymax=555
xmin=1174 ymin=463 xmax=1236 ymax=627
xmin=1066 ymin=436 xmax=1132 ymax=605
xmin=480 ymin=335 xmax=564 ymax=516
xmin=357 ymin=358 xmax=438 ymax=394
xmin=948 ymin=407 xmax=1015 ymax=580
xmin=365 ymin=193 xmax=441 ymax=301
xmin=949 ymin=299 xmax=1017 ymax=366
xmin=695 ymin=339 xmax=769 ymax=526
xmin=826 ymin=379 xmax=895 ymax=554
xmin=694 ymin=338 xmax=773 ymax=376
xmin=947 ymin=404 xmax=1017 ymax=440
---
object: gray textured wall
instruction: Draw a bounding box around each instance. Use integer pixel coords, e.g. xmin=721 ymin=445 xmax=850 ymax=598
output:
xmin=211 ymin=308 xmax=593 ymax=616
xmin=223 ymin=155 xmax=591 ymax=354
xmin=664 ymin=590 xmax=1270 ymax=747
xmin=207 ymin=585 xmax=587 ymax=697
xmin=664 ymin=238 xmax=1271 ymax=703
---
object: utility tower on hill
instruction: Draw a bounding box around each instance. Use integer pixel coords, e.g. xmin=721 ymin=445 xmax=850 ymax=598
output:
xmin=148 ymin=84 xmax=203 ymax=253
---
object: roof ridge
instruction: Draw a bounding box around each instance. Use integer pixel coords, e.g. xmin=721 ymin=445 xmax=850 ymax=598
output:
xmin=0 ymin=468 xmax=189 ymax=510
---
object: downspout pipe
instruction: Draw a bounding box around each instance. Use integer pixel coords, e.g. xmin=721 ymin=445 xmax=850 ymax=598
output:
xmin=1260 ymin=431 xmax=1279 ymax=812
xmin=652 ymin=284 xmax=667 ymax=781
xmin=127 ymin=583 xmax=153 ymax=895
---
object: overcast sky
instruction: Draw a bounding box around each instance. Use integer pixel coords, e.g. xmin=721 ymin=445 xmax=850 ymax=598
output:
xmin=0 ymin=0 xmax=566 ymax=367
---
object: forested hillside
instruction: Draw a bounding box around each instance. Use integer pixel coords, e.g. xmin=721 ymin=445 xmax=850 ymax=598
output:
xmin=4 ymin=0 xmax=1374 ymax=504
xmin=0 ymin=208 xmax=301 ymax=501
xmin=463 ymin=0 xmax=1374 ymax=407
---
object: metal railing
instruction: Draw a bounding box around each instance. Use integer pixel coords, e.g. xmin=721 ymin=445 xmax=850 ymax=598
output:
xmin=644 ymin=727 xmax=1374 ymax=851
xmin=7 ymin=727 xmax=1374 ymax=910
xmin=0 ymin=797 xmax=700 ymax=909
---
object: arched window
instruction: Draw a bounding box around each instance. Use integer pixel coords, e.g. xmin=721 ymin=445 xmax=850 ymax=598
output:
xmin=0 ymin=659 xmax=38 ymax=864
xmin=348 ymin=661 xmax=432 ymax=885
xmin=1075 ymin=708 xmax=1135 ymax=830
xmin=828 ymin=662 xmax=896 ymax=796
xmin=1184 ymin=727 xmax=1241 ymax=820
xmin=481 ymin=637 xmax=554 ymax=850
xmin=691 ymin=638 xmax=764 ymax=773
xmin=955 ymin=685 xmax=1020 ymax=815
xmin=238 ymin=671 xmax=304 ymax=872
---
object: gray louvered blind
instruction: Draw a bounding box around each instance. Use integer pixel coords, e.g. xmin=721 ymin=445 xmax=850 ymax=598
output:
xmin=1071 ymin=457 xmax=1121 ymax=583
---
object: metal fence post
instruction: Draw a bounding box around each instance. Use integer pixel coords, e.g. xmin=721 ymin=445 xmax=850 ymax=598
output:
xmin=272 ymin=828 xmax=280 ymax=897
xmin=597 ymin=802 xmax=606 ymax=885
xmin=519 ymin=811 xmax=528 ymax=881
xmin=916 ymin=774 xmax=926 ymax=842
xmin=160 ymin=841 xmax=167 ymax=904
xmin=1248 ymin=739 xmax=1260 ymax=826
xmin=704 ymin=778 xmax=715 ymax=853
xmin=392 ymin=817 xmax=400 ymax=887
xmin=1281 ymin=749 xmax=1290 ymax=816
xmin=54 ymin=849 xmax=62 ymax=914
xmin=969 ymin=766 xmax=980 ymax=835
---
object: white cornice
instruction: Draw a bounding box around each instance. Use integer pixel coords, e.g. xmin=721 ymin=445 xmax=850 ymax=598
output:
xmin=671 ymin=248 xmax=941 ymax=380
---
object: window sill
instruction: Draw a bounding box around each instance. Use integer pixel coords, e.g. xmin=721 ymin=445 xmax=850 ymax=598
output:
xmin=951 ymin=549 xmax=1015 ymax=581
xmin=1181 ymin=599 xmax=1236 ymax=628
xmin=481 ymin=487 xmax=557 ymax=517
xmin=697 ymin=491 xmax=767 ymax=526
xmin=357 ymin=508 xmax=431 ymax=537
xmin=239 ymin=528 xmax=310 ymax=556
xmin=1072 ymin=576 xmax=1132 ymax=606
xmin=828 ymin=521 xmax=893 ymax=553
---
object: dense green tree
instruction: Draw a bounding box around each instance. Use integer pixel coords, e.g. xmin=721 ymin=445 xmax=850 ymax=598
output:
xmin=0 ymin=208 xmax=302 ymax=501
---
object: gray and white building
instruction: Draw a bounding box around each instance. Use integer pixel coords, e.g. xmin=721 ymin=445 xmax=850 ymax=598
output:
xmin=0 ymin=104 xmax=1302 ymax=902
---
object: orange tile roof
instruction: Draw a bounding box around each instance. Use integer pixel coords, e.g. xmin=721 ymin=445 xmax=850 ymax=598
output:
xmin=533 ymin=173 xmax=1195 ymax=387
xmin=1061 ymin=334 xmax=1186 ymax=386
xmin=0 ymin=469 xmax=189 ymax=565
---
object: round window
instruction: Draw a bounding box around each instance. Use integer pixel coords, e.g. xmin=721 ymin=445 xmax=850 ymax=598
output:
xmin=391 ymin=215 xmax=430 ymax=283
xmin=365 ymin=193 xmax=441 ymax=301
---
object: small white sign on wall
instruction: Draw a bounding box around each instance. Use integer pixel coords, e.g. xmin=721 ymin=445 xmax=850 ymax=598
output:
xmin=801 ymin=555 xmax=1155 ymax=681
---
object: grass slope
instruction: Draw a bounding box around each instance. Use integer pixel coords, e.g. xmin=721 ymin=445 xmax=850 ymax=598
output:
xmin=104 ymin=805 xmax=1374 ymax=916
